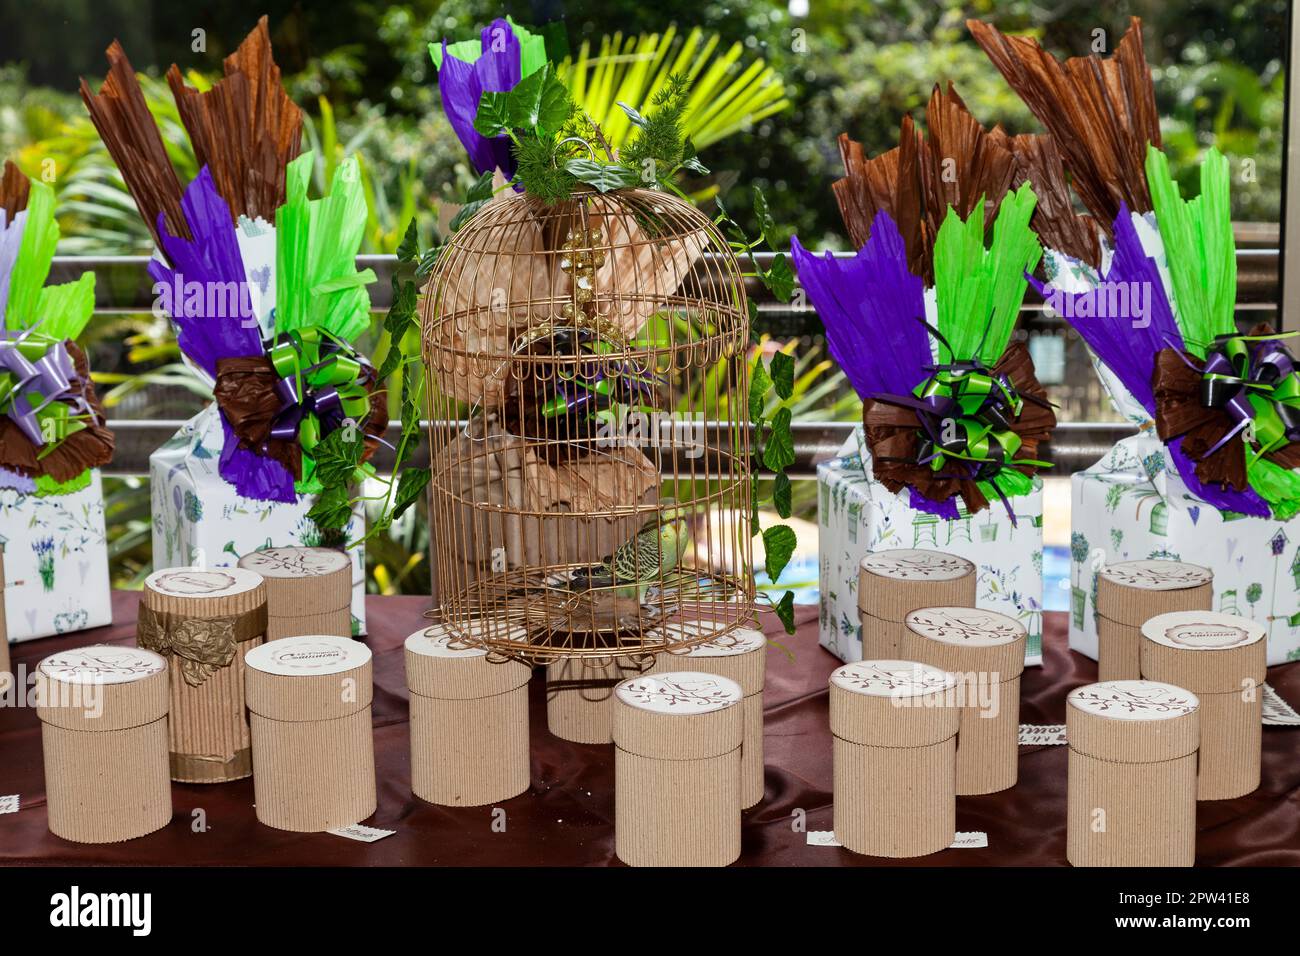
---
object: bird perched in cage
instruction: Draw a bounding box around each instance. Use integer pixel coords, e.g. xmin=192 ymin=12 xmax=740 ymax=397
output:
xmin=512 ymin=513 xmax=692 ymax=634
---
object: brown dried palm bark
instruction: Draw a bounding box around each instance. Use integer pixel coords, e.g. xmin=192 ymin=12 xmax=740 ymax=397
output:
xmin=167 ymin=16 xmax=302 ymax=222
xmin=968 ymin=16 xmax=1159 ymax=242
xmin=0 ymin=161 xmax=30 ymax=216
xmin=81 ymin=41 xmax=190 ymax=245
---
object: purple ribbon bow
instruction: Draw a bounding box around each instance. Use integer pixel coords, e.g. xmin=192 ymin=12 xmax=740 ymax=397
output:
xmin=0 ymin=328 xmax=88 ymax=447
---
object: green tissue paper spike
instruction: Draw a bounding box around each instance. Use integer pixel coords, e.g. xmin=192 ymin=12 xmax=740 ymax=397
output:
xmin=429 ymin=17 xmax=546 ymax=77
xmin=1248 ymin=457 xmax=1300 ymax=520
xmin=5 ymin=180 xmax=95 ymax=338
xmin=1146 ymin=145 xmax=1237 ymax=357
xmin=933 ymin=183 xmax=1041 ymax=366
xmin=275 ymin=152 xmax=376 ymax=342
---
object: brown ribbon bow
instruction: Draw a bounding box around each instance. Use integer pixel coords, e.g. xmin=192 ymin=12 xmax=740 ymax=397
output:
xmin=137 ymin=604 xmax=267 ymax=687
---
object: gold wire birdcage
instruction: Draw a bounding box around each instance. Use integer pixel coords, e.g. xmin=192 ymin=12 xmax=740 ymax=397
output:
xmin=420 ymin=186 xmax=755 ymax=663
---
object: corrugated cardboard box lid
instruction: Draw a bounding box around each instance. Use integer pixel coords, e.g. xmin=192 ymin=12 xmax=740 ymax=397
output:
xmin=36 ymin=645 xmax=169 ymax=731
xmin=1096 ymin=560 xmax=1213 ymax=626
xmin=1066 ymin=679 xmax=1200 ymax=762
xmin=858 ymin=549 xmax=975 ymax=622
xmin=613 ymin=671 xmax=743 ymax=760
xmin=903 ymin=606 xmax=1026 ymax=679
xmin=142 ymin=566 xmax=266 ymax=620
xmin=238 ymin=547 xmax=352 ymax=614
xmin=1140 ymin=611 xmax=1267 ymax=693
xmin=647 ymin=621 xmax=766 ymax=695
xmin=829 ymin=659 xmax=960 ymax=747
xmin=245 ymin=635 xmax=373 ymax=721
xmin=405 ymin=620 xmax=531 ymax=699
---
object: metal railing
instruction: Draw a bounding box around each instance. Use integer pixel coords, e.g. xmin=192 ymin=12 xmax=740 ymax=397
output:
xmin=62 ymin=248 xmax=1275 ymax=477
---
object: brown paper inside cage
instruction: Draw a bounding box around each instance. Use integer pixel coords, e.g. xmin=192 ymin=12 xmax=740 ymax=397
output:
xmin=139 ymin=572 xmax=267 ymax=783
xmin=421 ymin=187 xmax=756 ymax=665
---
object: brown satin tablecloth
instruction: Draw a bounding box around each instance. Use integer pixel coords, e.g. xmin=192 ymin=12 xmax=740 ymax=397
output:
xmin=2 ymin=594 xmax=1297 ymax=866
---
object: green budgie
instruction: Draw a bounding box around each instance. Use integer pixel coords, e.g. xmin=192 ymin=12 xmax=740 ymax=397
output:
xmin=514 ymin=514 xmax=692 ymax=634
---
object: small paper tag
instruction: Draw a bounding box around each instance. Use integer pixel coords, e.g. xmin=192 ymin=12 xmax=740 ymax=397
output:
xmin=327 ymin=823 xmax=395 ymax=843
xmin=1018 ymin=723 xmax=1068 ymax=746
xmin=1262 ymin=683 xmax=1300 ymax=726
xmin=807 ymin=830 xmax=986 ymax=849
xmin=0 ymin=795 xmax=18 ymax=815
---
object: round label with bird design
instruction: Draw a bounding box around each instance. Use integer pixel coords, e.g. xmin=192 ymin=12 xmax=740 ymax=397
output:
xmin=860 ymin=549 xmax=973 ymax=581
xmin=832 ymin=660 xmax=956 ymax=698
xmin=654 ymin=621 xmax=766 ymax=657
xmin=1100 ymin=560 xmax=1212 ymax=591
xmin=616 ymin=672 xmax=742 ymax=714
xmin=405 ymin=619 xmax=527 ymax=658
xmin=1068 ymin=680 xmax=1199 ymax=720
xmin=238 ymin=547 xmax=350 ymax=578
xmin=904 ymin=607 xmax=1025 ymax=646
xmin=38 ymin=645 xmax=167 ymax=685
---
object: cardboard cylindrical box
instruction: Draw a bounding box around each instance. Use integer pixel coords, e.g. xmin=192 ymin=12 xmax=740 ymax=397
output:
xmin=1140 ymin=611 xmax=1266 ymax=800
xmin=901 ymin=606 xmax=1026 ymax=795
xmin=547 ymin=654 xmax=651 ymax=744
xmin=1066 ymin=679 xmax=1200 ymax=867
xmin=830 ymin=660 xmax=959 ymax=857
xmin=36 ymin=645 xmax=172 ymax=843
xmin=0 ymin=546 xmax=10 ymax=682
xmin=245 ymin=635 xmax=376 ymax=832
xmin=237 ymin=547 xmax=352 ymax=641
xmin=647 ymin=621 xmax=767 ymax=808
xmin=405 ymin=620 xmax=532 ymax=806
xmin=858 ymin=550 xmax=975 ymax=659
xmin=138 ymin=567 xmax=267 ymax=783
xmin=1095 ymin=560 xmax=1213 ymax=681
xmin=613 ymin=671 xmax=744 ymax=867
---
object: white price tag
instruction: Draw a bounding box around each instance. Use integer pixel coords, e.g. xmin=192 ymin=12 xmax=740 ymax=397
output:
xmin=1262 ymin=683 xmax=1300 ymax=726
xmin=807 ymin=830 xmax=986 ymax=849
xmin=1018 ymin=723 xmax=1068 ymax=746
xmin=0 ymin=795 xmax=18 ymax=815
xmin=328 ymin=823 xmax=396 ymax=843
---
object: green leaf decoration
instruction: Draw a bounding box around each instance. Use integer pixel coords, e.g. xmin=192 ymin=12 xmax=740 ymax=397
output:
xmin=473 ymin=92 xmax=512 ymax=138
xmin=764 ymin=252 xmax=795 ymax=303
xmin=773 ymin=471 xmax=792 ymax=518
xmin=1146 ymin=145 xmax=1237 ymax=356
xmin=771 ymin=351 xmax=794 ymax=400
xmin=311 ymin=426 xmax=365 ymax=489
xmin=506 ymin=64 xmax=572 ymax=137
xmin=306 ymin=483 xmax=354 ymax=531
xmin=563 ymin=158 xmax=642 ymax=193
xmin=5 ymin=180 xmax=95 ymax=338
xmin=932 ymin=183 xmax=1041 ymax=365
xmin=762 ymin=524 xmax=797 ymax=582
xmin=275 ymin=152 xmax=375 ymax=343
xmin=763 ymin=407 xmax=795 ymax=472
xmin=395 ymin=219 xmax=419 ymax=264
xmin=748 ymin=358 xmax=771 ymax=424
xmin=773 ymin=590 xmax=796 ymax=634
xmin=750 ymin=480 xmax=761 ymax=536
xmin=465 ymin=170 xmax=495 ymax=204
xmin=392 ymin=466 xmax=431 ymax=520
xmin=377 ymin=275 xmax=418 ymax=381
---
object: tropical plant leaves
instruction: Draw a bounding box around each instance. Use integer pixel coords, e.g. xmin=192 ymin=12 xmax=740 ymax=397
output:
xmin=564 ymin=158 xmax=642 ymax=192
xmin=763 ymin=407 xmax=795 ymax=472
xmin=762 ymin=524 xmax=797 ymax=582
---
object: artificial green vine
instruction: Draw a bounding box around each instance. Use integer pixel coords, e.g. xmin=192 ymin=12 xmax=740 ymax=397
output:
xmin=715 ymin=190 xmax=799 ymax=634
xmin=307 ymin=217 xmax=438 ymax=544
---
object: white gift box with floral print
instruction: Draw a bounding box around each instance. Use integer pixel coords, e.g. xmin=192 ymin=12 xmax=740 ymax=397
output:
xmin=2 ymin=470 xmax=112 ymax=642
xmin=817 ymin=426 xmax=1044 ymax=665
xmin=1070 ymin=432 xmax=1300 ymax=665
xmin=150 ymin=404 xmax=367 ymax=634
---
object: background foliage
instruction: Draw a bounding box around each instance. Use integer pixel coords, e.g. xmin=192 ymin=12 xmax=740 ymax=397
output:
xmin=0 ymin=0 xmax=1286 ymax=592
